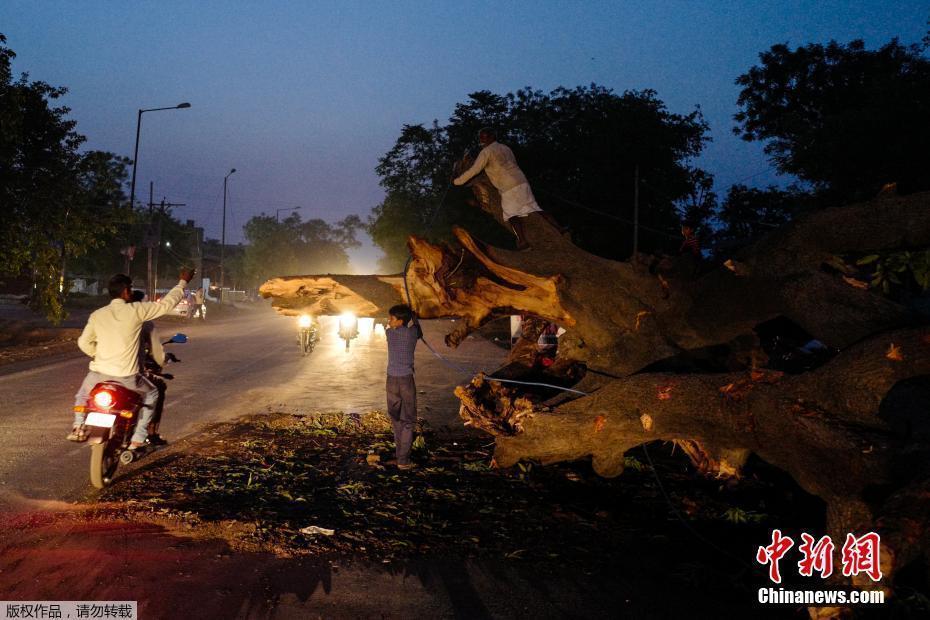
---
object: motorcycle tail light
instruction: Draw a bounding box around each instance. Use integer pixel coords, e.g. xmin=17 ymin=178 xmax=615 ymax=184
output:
xmin=93 ymin=391 xmax=114 ymax=409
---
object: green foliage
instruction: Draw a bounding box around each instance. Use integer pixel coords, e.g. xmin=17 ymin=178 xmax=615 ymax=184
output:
xmin=869 ymin=250 xmax=930 ymax=295
xmin=734 ymin=37 xmax=930 ymax=203
xmin=831 ymin=250 xmax=930 ymax=299
xmin=516 ymin=460 xmax=534 ymax=481
xmin=711 ymin=184 xmax=811 ymax=251
xmin=0 ymin=33 xmax=128 ymax=322
xmin=463 ymin=460 xmax=492 ymax=472
xmin=239 ymin=212 xmax=362 ymax=287
xmin=623 ymin=455 xmax=647 ymax=472
xmin=370 ymin=85 xmax=713 ymax=263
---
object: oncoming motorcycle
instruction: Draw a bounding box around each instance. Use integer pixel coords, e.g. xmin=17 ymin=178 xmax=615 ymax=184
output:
xmin=338 ymin=312 xmax=359 ymax=351
xmin=81 ymin=333 xmax=187 ymax=488
xmin=297 ymin=313 xmax=319 ymax=356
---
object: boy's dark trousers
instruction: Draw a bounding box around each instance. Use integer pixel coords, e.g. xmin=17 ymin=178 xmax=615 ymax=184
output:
xmin=386 ymin=374 xmax=417 ymax=465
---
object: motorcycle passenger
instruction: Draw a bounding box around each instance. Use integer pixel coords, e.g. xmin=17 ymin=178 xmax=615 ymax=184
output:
xmin=67 ymin=269 xmax=194 ymax=449
xmin=131 ymin=290 xmax=169 ymax=446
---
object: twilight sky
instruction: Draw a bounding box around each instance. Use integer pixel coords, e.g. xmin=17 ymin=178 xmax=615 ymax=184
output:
xmin=2 ymin=1 xmax=927 ymax=272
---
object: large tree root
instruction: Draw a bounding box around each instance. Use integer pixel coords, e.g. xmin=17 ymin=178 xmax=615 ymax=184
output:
xmin=457 ymin=327 xmax=930 ymax=598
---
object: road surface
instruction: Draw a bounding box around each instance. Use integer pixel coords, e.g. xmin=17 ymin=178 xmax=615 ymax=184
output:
xmin=0 ymin=304 xmax=778 ymax=619
xmin=0 ymin=304 xmax=506 ymax=501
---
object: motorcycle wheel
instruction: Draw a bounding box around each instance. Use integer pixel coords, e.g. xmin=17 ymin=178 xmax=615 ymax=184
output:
xmin=89 ymin=442 xmax=119 ymax=489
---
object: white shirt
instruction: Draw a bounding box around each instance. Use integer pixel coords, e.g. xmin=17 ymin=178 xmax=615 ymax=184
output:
xmin=78 ymin=281 xmax=186 ymax=377
xmin=453 ymin=142 xmax=528 ymax=194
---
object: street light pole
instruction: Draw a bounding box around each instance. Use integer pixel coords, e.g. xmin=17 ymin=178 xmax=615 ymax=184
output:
xmin=127 ymin=102 xmax=191 ymax=216
xmin=220 ymin=168 xmax=237 ymax=295
xmin=276 ymin=206 xmax=302 ymax=222
xmin=127 ymin=102 xmax=190 ymax=294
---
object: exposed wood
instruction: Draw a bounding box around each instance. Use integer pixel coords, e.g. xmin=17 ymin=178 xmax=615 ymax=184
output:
xmin=258 ymin=274 xmax=404 ymax=318
xmin=261 ymin=187 xmax=930 ymax=378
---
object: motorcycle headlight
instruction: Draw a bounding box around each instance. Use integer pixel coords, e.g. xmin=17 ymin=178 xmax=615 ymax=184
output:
xmin=339 ymin=312 xmax=356 ymax=329
xmin=298 ymin=314 xmax=312 ymax=328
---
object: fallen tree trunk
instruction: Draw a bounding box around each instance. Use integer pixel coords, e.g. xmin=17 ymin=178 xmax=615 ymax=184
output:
xmin=261 ymin=168 xmax=930 ymax=597
xmin=262 ymin=189 xmax=930 ymax=376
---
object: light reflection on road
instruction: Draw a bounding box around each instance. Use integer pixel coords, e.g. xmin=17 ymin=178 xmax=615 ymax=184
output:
xmin=274 ymin=314 xmax=504 ymax=425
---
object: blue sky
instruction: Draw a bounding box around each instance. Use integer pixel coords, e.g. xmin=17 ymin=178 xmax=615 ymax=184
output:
xmin=2 ymin=1 xmax=927 ymax=272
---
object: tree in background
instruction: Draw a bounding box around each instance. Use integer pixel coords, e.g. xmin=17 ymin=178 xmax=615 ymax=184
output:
xmin=733 ymin=37 xmax=930 ymax=204
xmin=0 ymin=34 xmax=128 ymax=322
xmin=711 ymin=184 xmax=810 ymax=253
xmin=370 ymin=85 xmax=712 ymax=269
xmin=239 ymin=213 xmax=362 ymax=290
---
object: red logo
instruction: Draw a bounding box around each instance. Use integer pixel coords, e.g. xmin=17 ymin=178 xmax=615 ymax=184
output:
xmin=756 ymin=530 xmax=882 ymax=583
xmin=756 ymin=529 xmax=794 ymax=584
xmin=797 ymin=533 xmax=835 ymax=578
xmin=841 ymin=532 xmax=883 ymax=582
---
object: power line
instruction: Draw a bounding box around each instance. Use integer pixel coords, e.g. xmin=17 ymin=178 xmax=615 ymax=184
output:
xmin=533 ymin=185 xmax=680 ymax=239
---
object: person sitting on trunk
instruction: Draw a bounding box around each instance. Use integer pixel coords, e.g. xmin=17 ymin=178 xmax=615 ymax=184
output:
xmin=68 ymin=269 xmax=193 ymax=449
xmin=385 ymin=304 xmax=423 ymax=470
xmin=678 ymin=224 xmax=703 ymax=276
xmin=453 ymin=127 xmax=566 ymax=250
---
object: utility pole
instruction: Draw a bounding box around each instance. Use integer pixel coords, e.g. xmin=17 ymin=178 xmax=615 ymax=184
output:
xmin=146 ymin=182 xmax=155 ymax=299
xmin=633 ymin=164 xmax=640 ymax=256
xmin=144 ymin=185 xmax=187 ymax=298
xmin=152 ymin=198 xmax=187 ymax=294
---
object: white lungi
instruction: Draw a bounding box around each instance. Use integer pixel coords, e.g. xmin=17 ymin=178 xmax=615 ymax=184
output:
xmin=500 ymin=183 xmax=542 ymax=221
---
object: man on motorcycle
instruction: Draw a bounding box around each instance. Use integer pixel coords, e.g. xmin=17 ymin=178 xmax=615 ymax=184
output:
xmin=67 ymin=269 xmax=194 ymax=449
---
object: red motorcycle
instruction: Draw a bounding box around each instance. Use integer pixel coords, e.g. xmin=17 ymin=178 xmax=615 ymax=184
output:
xmin=83 ymin=333 xmax=187 ymax=488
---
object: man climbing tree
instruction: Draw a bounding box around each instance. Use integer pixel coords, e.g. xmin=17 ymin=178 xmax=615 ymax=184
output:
xmin=453 ymin=127 xmax=565 ymax=249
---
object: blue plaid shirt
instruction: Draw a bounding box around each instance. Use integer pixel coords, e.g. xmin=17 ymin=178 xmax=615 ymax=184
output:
xmin=386 ymin=322 xmax=421 ymax=376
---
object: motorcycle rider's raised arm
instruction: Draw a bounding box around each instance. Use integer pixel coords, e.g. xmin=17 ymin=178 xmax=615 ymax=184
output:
xmin=77 ymin=316 xmax=97 ymax=358
xmin=135 ymin=269 xmax=195 ymax=322
xmin=135 ymin=281 xmax=186 ymax=321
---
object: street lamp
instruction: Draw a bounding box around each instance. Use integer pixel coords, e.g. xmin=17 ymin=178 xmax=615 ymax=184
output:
xmin=220 ymin=168 xmax=236 ymax=293
xmin=127 ymin=102 xmax=190 ymax=296
xmin=127 ymin=102 xmax=191 ymax=215
xmin=276 ymin=206 xmax=302 ymax=222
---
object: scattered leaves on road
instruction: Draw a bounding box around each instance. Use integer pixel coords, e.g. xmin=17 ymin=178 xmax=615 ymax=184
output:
xmin=97 ymin=411 xmax=820 ymax=570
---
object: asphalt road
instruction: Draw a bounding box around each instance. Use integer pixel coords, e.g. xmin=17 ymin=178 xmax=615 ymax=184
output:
xmin=0 ymin=304 xmax=506 ymax=501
